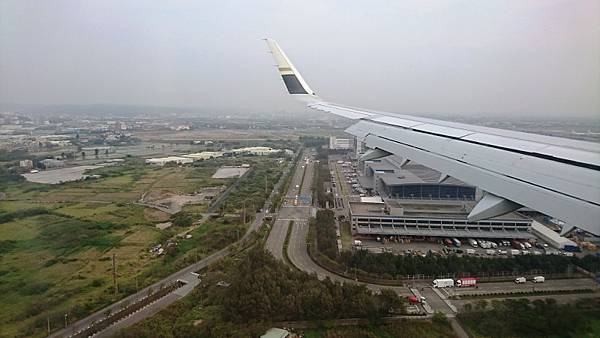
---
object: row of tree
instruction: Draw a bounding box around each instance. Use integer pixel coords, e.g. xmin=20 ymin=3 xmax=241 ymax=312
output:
xmin=459 ymin=297 xmax=600 ymax=338
xmin=313 ymin=161 xmax=334 ymax=208
xmin=314 ymin=209 xmax=338 ymax=259
xmin=337 ymin=250 xmax=597 ymax=277
xmin=222 ymin=247 xmax=402 ymax=323
xmin=116 ymin=247 xmax=406 ymax=338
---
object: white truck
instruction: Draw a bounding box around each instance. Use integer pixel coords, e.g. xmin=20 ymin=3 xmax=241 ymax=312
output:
xmin=510 ymin=249 xmax=521 ymax=256
xmin=432 ymin=278 xmax=454 ymax=288
xmin=515 ymin=277 xmax=526 ymax=284
xmin=466 ymin=249 xmax=476 ymax=255
xmin=533 ymin=276 xmax=545 ymax=283
xmin=468 ymin=239 xmax=478 ymax=247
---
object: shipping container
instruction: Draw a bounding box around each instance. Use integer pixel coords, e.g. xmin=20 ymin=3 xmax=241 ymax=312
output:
xmin=432 ymin=279 xmax=454 ymax=288
xmin=456 ymin=278 xmax=477 ymax=287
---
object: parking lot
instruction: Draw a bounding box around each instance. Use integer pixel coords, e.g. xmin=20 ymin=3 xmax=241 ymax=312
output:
xmin=352 ymin=236 xmax=574 ymax=258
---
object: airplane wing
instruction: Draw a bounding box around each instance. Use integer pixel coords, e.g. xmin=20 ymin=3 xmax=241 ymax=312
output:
xmin=265 ymin=39 xmax=600 ymax=236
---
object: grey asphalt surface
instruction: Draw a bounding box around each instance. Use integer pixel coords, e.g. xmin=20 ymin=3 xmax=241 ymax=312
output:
xmin=266 ymin=149 xmax=312 ymax=260
xmin=270 ymin=151 xmax=411 ymax=295
xmin=442 ymin=278 xmax=597 ymax=297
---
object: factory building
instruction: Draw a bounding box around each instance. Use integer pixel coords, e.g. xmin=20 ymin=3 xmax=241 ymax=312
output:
xmin=145 ymin=156 xmax=194 ymax=166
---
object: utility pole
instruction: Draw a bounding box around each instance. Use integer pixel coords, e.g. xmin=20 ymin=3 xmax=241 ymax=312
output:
xmin=47 ymin=317 xmax=50 ymax=334
xmin=112 ymin=253 xmax=117 ymax=295
xmin=242 ymin=200 xmax=246 ymax=224
xmin=265 ymin=175 xmax=268 ymax=195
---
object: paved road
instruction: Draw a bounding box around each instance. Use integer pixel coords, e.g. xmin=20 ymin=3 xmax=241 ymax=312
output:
xmin=270 ymin=151 xmax=411 ymax=295
xmin=453 ymin=292 xmax=600 ymax=311
xmin=442 ymin=278 xmax=597 ymax=297
xmin=265 ymin=216 xmax=292 ymax=261
xmin=49 ymin=246 xmax=230 ymax=338
xmin=266 ymin=149 xmax=312 ymax=260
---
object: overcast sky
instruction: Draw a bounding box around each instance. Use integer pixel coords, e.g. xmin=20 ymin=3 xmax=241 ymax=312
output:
xmin=0 ymin=0 xmax=598 ymax=117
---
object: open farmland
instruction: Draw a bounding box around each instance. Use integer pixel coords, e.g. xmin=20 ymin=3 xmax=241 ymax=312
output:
xmin=0 ymin=155 xmax=287 ymax=337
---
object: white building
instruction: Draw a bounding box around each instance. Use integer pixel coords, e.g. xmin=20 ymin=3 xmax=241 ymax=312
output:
xmin=531 ymin=221 xmax=578 ymax=249
xmin=19 ymin=160 xmax=33 ymax=168
xmin=145 ymin=156 xmax=194 ymax=166
xmin=40 ymin=159 xmax=65 ymax=169
xmin=329 ymin=136 xmax=352 ymax=150
xmin=183 ymin=151 xmax=224 ymax=160
xmin=230 ymin=146 xmax=282 ymax=156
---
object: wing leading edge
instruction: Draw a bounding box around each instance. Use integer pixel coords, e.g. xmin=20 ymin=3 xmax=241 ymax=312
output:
xmin=265 ymin=39 xmax=600 ymax=236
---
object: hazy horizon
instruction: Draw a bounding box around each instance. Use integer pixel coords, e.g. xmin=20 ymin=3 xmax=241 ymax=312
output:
xmin=1 ymin=0 xmax=599 ymax=118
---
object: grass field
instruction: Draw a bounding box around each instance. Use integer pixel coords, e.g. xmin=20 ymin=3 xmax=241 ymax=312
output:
xmin=0 ymin=156 xmax=287 ymax=337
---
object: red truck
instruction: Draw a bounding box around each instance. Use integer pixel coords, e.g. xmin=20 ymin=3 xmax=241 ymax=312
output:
xmin=456 ymin=277 xmax=477 ymax=287
xmin=407 ymin=295 xmax=426 ymax=304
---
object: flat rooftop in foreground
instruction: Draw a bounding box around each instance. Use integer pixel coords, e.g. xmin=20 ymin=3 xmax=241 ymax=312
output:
xmin=355 ymin=226 xmax=535 ymax=239
xmin=212 ymin=166 xmax=249 ymax=179
xmin=21 ymin=165 xmax=106 ymax=184
xmin=350 ymin=200 xmax=528 ymax=221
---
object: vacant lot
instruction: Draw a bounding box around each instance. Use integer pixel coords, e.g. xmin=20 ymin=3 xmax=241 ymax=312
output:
xmin=0 ymin=156 xmax=288 ymax=337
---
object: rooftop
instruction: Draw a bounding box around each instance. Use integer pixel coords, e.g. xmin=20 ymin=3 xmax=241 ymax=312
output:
xmin=367 ymin=156 xmax=469 ymax=186
xmin=350 ymin=200 xmax=528 ymax=221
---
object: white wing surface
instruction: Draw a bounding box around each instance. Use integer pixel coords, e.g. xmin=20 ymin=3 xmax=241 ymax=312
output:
xmin=265 ymin=39 xmax=600 ymax=236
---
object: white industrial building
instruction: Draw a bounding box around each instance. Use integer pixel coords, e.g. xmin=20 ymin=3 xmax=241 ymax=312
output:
xmin=145 ymin=156 xmax=194 ymax=166
xmin=183 ymin=151 xmax=224 ymax=160
xmin=19 ymin=159 xmax=33 ymax=168
xmin=530 ymin=221 xmax=577 ymax=249
xmin=329 ymin=136 xmax=352 ymax=150
xmin=39 ymin=159 xmax=65 ymax=169
xmin=230 ymin=146 xmax=282 ymax=156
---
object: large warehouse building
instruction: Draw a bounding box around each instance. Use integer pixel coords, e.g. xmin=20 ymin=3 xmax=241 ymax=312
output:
xmin=362 ymin=157 xmax=477 ymax=201
xmin=350 ymin=199 xmax=534 ymax=239
xmin=351 ymin=156 xmax=532 ymax=239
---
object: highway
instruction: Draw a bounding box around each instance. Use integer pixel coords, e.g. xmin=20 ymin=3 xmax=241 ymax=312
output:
xmin=265 ymin=149 xmax=313 ymax=260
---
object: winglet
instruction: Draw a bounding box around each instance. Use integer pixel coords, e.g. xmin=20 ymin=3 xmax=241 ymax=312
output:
xmin=264 ymin=39 xmax=319 ymax=102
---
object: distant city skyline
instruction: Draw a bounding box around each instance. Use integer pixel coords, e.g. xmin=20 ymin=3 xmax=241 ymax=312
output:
xmin=1 ymin=0 xmax=599 ymax=118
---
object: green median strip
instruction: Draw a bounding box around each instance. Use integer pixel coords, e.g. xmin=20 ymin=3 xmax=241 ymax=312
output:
xmin=282 ymin=220 xmax=298 ymax=269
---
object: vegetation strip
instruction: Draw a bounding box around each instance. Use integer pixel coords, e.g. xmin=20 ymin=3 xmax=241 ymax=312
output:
xmin=282 ymin=220 xmax=295 ymax=268
xmin=450 ymin=288 xmax=597 ymax=300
